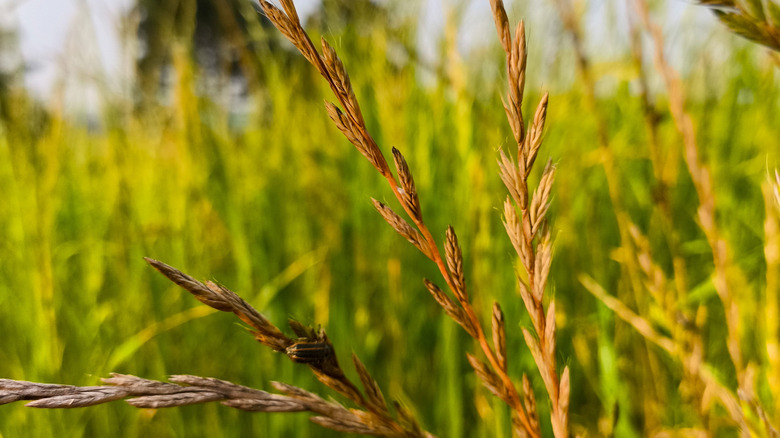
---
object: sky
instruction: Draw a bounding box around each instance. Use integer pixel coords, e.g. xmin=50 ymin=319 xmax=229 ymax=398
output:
xmin=4 ymin=0 xmax=720 ymax=108
xmin=11 ymin=0 xmax=132 ymax=98
xmin=6 ymin=0 xmax=320 ymax=101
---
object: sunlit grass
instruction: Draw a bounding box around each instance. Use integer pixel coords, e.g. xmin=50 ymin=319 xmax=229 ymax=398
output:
xmin=1 ymin=2 xmax=779 ymax=436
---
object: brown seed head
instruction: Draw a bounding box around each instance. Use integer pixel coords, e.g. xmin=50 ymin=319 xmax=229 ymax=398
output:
xmin=466 ymin=353 xmax=512 ymax=405
xmin=392 ymin=147 xmax=422 ymax=221
xmin=492 ymin=302 xmax=508 ymax=372
xmin=371 ymin=199 xmax=433 ymax=260
xmin=445 ymin=226 xmax=467 ymax=303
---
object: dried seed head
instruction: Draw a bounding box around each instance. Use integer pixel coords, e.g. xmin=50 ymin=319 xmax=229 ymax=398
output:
xmin=25 ymin=387 xmax=129 ymax=408
xmin=145 ymin=258 xmax=293 ymax=352
xmin=518 ymin=278 xmax=539 ymax=330
xmin=522 ymin=328 xmax=555 ymax=401
xmin=325 ymin=103 xmax=365 ymax=155
xmin=310 ymin=369 xmax=364 ymax=406
xmin=529 ymin=159 xmax=556 ymax=237
xmin=423 ymin=279 xmax=477 ymax=338
xmin=371 ymin=199 xmax=433 ymax=259
xmin=423 ymin=279 xmax=459 ymax=319
xmin=321 ymin=38 xmax=365 ymax=128
xmin=503 ymin=197 xmax=527 ymax=263
xmin=467 ymin=353 xmax=512 ymax=405
xmin=394 ymin=401 xmax=425 ymax=436
xmin=324 ymin=102 xmax=358 ymax=143
xmin=513 ymin=20 xmax=527 ymax=84
xmin=310 ymin=415 xmax=381 ymax=435
xmin=445 ymin=226 xmax=467 ymax=303
xmin=392 ymin=147 xmax=422 ymax=221
xmin=522 ymin=374 xmax=541 ymax=433
xmin=221 ymin=397 xmax=307 ymax=413
xmin=558 ymin=366 xmax=571 ymax=433
xmin=127 ymin=391 xmax=225 ymax=409
xmin=492 ymin=302 xmax=508 ymax=372
xmin=4 ymin=372 xmax=415 ymax=435
xmin=352 ymin=354 xmax=387 ymax=413
xmin=500 ymin=96 xmax=522 ymax=146
xmin=512 ymin=415 xmax=531 ymax=438
xmin=508 ymin=20 xmax=527 ymax=144
xmin=145 ymin=258 xmax=230 ymax=311
xmin=544 ymin=300 xmax=557 ymax=362
xmin=259 ymin=2 xmax=324 ymax=73
xmin=278 ymin=0 xmax=300 ymax=26
xmin=532 ymin=227 xmax=552 ymax=303
xmin=259 ymin=2 xmax=298 ymax=46
xmin=351 ymin=410 xmax=398 ymax=435
xmin=288 ymin=319 xmax=317 ymax=340
xmin=203 ymin=280 xmax=292 ymax=351
xmin=524 ymin=93 xmax=549 ymax=174
xmin=488 ymin=0 xmax=512 ymax=53
xmin=325 ymin=102 xmax=389 ymax=176
xmin=498 ymin=150 xmax=527 ymax=208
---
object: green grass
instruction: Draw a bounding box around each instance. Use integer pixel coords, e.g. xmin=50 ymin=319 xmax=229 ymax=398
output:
xmin=1 ymin=2 xmax=779 ymax=436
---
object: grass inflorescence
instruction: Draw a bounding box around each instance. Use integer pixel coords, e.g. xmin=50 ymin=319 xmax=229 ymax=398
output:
xmin=1 ymin=0 xmax=779 ymax=436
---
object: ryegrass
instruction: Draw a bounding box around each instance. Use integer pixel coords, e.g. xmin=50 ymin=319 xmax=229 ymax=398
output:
xmin=0 ymin=0 xmax=779 ymax=436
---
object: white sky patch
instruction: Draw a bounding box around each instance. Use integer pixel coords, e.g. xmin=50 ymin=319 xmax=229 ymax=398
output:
xmin=15 ymin=0 xmax=127 ymax=95
xmin=6 ymin=0 xmax=726 ymax=110
xmin=10 ymin=0 xmax=321 ymax=104
xmin=15 ymin=0 xmax=75 ymax=98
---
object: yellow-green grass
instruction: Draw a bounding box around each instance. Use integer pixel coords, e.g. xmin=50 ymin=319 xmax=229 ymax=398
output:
xmin=0 ymin=5 xmax=779 ymax=436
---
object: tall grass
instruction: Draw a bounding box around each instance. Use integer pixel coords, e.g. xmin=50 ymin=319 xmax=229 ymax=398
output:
xmin=1 ymin=0 xmax=779 ymax=436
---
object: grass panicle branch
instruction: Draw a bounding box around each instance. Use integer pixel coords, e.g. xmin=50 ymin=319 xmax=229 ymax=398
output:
xmin=0 ymin=373 xmax=424 ymax=436
xmin=445 ymin=226 xmax=468 ymax=304
xmin=489 ymin=1 xmax=569 ymax=437
xmin=258 ymin=0 xmax=575 ymax=436
xmin=634 ymin=0 xmax=758 ymax=430
xmin=625 ymin=6 xmax=691 ymax=314
xmin=371 ymin=199 xmax=434 ymax=260
xmin=549 ymin=12 xmax=653 ymax=420
xmin=560 ymin=0 xmax=777 ymax=435
xmin=1 ymin=374 xmax=305 ymax=411
xmin=145 ymin=258 xmax=430 ymax=437
xmin=144 ymin=258 xmax=293 ymax=352
xmin=1 ymin=258 xmax=432 ymax=437
xmin=392 ymin=147 xmax=422 ymax=222
xmin=259 ymin=1 xmax=392 ymax=179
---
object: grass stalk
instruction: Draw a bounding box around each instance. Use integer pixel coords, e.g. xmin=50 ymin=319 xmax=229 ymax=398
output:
xmin=2 ymin=257 xmax=433 ymax=437
xmin=766 ymin=170 xmax=780 ymax=421
xmin=256 ymin=0 xmax=579 ymax=435
xmin=634 ymin=0 xmax=745 ymax=386
xmin=488 ymin=1 xmax=569 ymax=436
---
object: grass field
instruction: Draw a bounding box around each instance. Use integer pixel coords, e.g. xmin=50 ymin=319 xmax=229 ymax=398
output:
xmin=1 ymin=0 xmax=779 ymax=436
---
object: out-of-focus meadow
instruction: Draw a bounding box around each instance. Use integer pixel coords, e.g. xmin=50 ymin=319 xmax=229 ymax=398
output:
xmin=1 ymin=0 xmax=779 ymax=436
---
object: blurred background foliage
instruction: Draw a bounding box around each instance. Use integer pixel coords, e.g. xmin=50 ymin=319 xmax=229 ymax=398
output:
xmin=0 ymin=0 xmax=778 ymax=436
